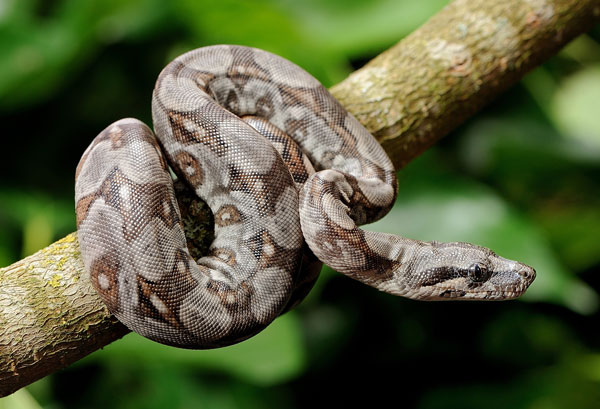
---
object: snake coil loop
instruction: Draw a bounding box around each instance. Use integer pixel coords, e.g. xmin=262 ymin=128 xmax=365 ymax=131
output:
xmin=75 ymin=45 xmax=535 ymax=348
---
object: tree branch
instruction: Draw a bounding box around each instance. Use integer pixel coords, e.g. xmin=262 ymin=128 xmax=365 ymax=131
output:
xmin=1 ymin=0 xmax=598 ymax=396
xmin=331 ymin=0 xmax=600 ymax=169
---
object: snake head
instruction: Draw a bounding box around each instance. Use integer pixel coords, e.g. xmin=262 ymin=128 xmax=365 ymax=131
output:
xmin=406 ymin=241 xmax=536 ymax=301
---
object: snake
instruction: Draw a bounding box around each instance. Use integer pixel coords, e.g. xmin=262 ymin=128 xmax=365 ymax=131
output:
xmin=75 ymin=45 xmax=536 ymax=349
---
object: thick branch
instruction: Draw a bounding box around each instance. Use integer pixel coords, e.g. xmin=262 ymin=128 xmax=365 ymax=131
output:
xmin=1 ymin=0 xmax=598 ymax=396
xmin=331 ymin=0 xmax=600 ymax=169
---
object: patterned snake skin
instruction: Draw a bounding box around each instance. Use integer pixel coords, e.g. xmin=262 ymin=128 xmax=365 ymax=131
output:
xmin=75 ymin=45 xmax=536 ymax=349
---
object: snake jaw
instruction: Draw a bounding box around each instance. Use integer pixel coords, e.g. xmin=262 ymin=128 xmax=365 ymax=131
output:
xmin=414 ymin=269 xmax=536 ymax=301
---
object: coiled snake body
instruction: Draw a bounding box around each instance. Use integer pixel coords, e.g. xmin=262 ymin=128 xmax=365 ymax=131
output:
xmin=75 ymin=45 xmax=535 ymax=348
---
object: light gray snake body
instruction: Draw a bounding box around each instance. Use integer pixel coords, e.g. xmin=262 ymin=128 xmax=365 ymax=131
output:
xmin=75 ymin=45 xmax=536 ymax=348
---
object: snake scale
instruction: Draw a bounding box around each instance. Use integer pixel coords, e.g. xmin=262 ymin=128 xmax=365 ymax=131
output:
xmin=75 ymin=45 xmax=536 ymax=349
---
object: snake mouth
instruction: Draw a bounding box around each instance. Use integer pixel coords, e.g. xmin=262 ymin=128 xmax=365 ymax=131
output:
xmin=427 ymin=289 xmax=527 ymax=301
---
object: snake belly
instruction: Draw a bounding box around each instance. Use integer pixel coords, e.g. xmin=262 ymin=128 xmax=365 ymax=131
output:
xmin=75 ymin=45 xmax=536 ymax=349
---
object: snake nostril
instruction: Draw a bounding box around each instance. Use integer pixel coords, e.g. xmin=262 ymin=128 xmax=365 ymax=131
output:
xmin=518 ymin=267 xmax=536 ymax=282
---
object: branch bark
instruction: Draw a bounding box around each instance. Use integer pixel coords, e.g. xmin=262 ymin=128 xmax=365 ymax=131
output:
xmin=1 ymin=0 xmax=598 ymax=396
xmin=331 ymin=0 xmax=600 ymax=169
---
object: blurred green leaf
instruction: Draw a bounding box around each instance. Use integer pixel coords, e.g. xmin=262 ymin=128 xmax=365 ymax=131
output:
xmin=521 ymin=66 xmax=558 ymax=119
xmin=282 ymin=0 xmax=449 ymax=56
xmin=21 ymin=213 xmax=53 ymax=258
xmin=578 ymin=353 xmax=600 ymax=382
xmin=0 ymin=388 xmax=43 ymax=409
xmin=0 ymin=190 xmax=75 ymax=264
xmin=560 ymin=34 xmax=600 ymax=69
xmin=82 ymin=310 xmax=306 ymax=386
xmin=480 ymin=309 xmax=580 ymax=367
xmin=0 ymin=0 xmax=170 ymax=111
xmin=552 ymin=65 xmax=600 ymax=151
xmin=418 ymin=364 xmax=600 ymax=409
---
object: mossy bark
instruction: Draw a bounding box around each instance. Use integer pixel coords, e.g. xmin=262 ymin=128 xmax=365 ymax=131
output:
xmin=0 ymin=234 xmax=129 ymax=396
xmin=1 ymin=0 xmax=598 ymax=397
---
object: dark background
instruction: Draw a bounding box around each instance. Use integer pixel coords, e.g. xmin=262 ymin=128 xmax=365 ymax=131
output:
xmin=1 ymin=1 xmax=600 ymax=408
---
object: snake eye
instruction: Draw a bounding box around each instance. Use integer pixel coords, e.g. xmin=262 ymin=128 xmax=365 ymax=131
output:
xmin=469 ymin=263 xmax=489 ymax=282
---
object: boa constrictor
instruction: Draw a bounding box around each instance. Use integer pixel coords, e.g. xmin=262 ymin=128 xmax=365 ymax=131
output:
xmin=75 ymin=45 xmax=536 ymax=349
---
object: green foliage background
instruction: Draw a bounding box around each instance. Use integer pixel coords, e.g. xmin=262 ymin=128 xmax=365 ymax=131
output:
xmin=1 ymin=0 xmax=599 ymax=408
